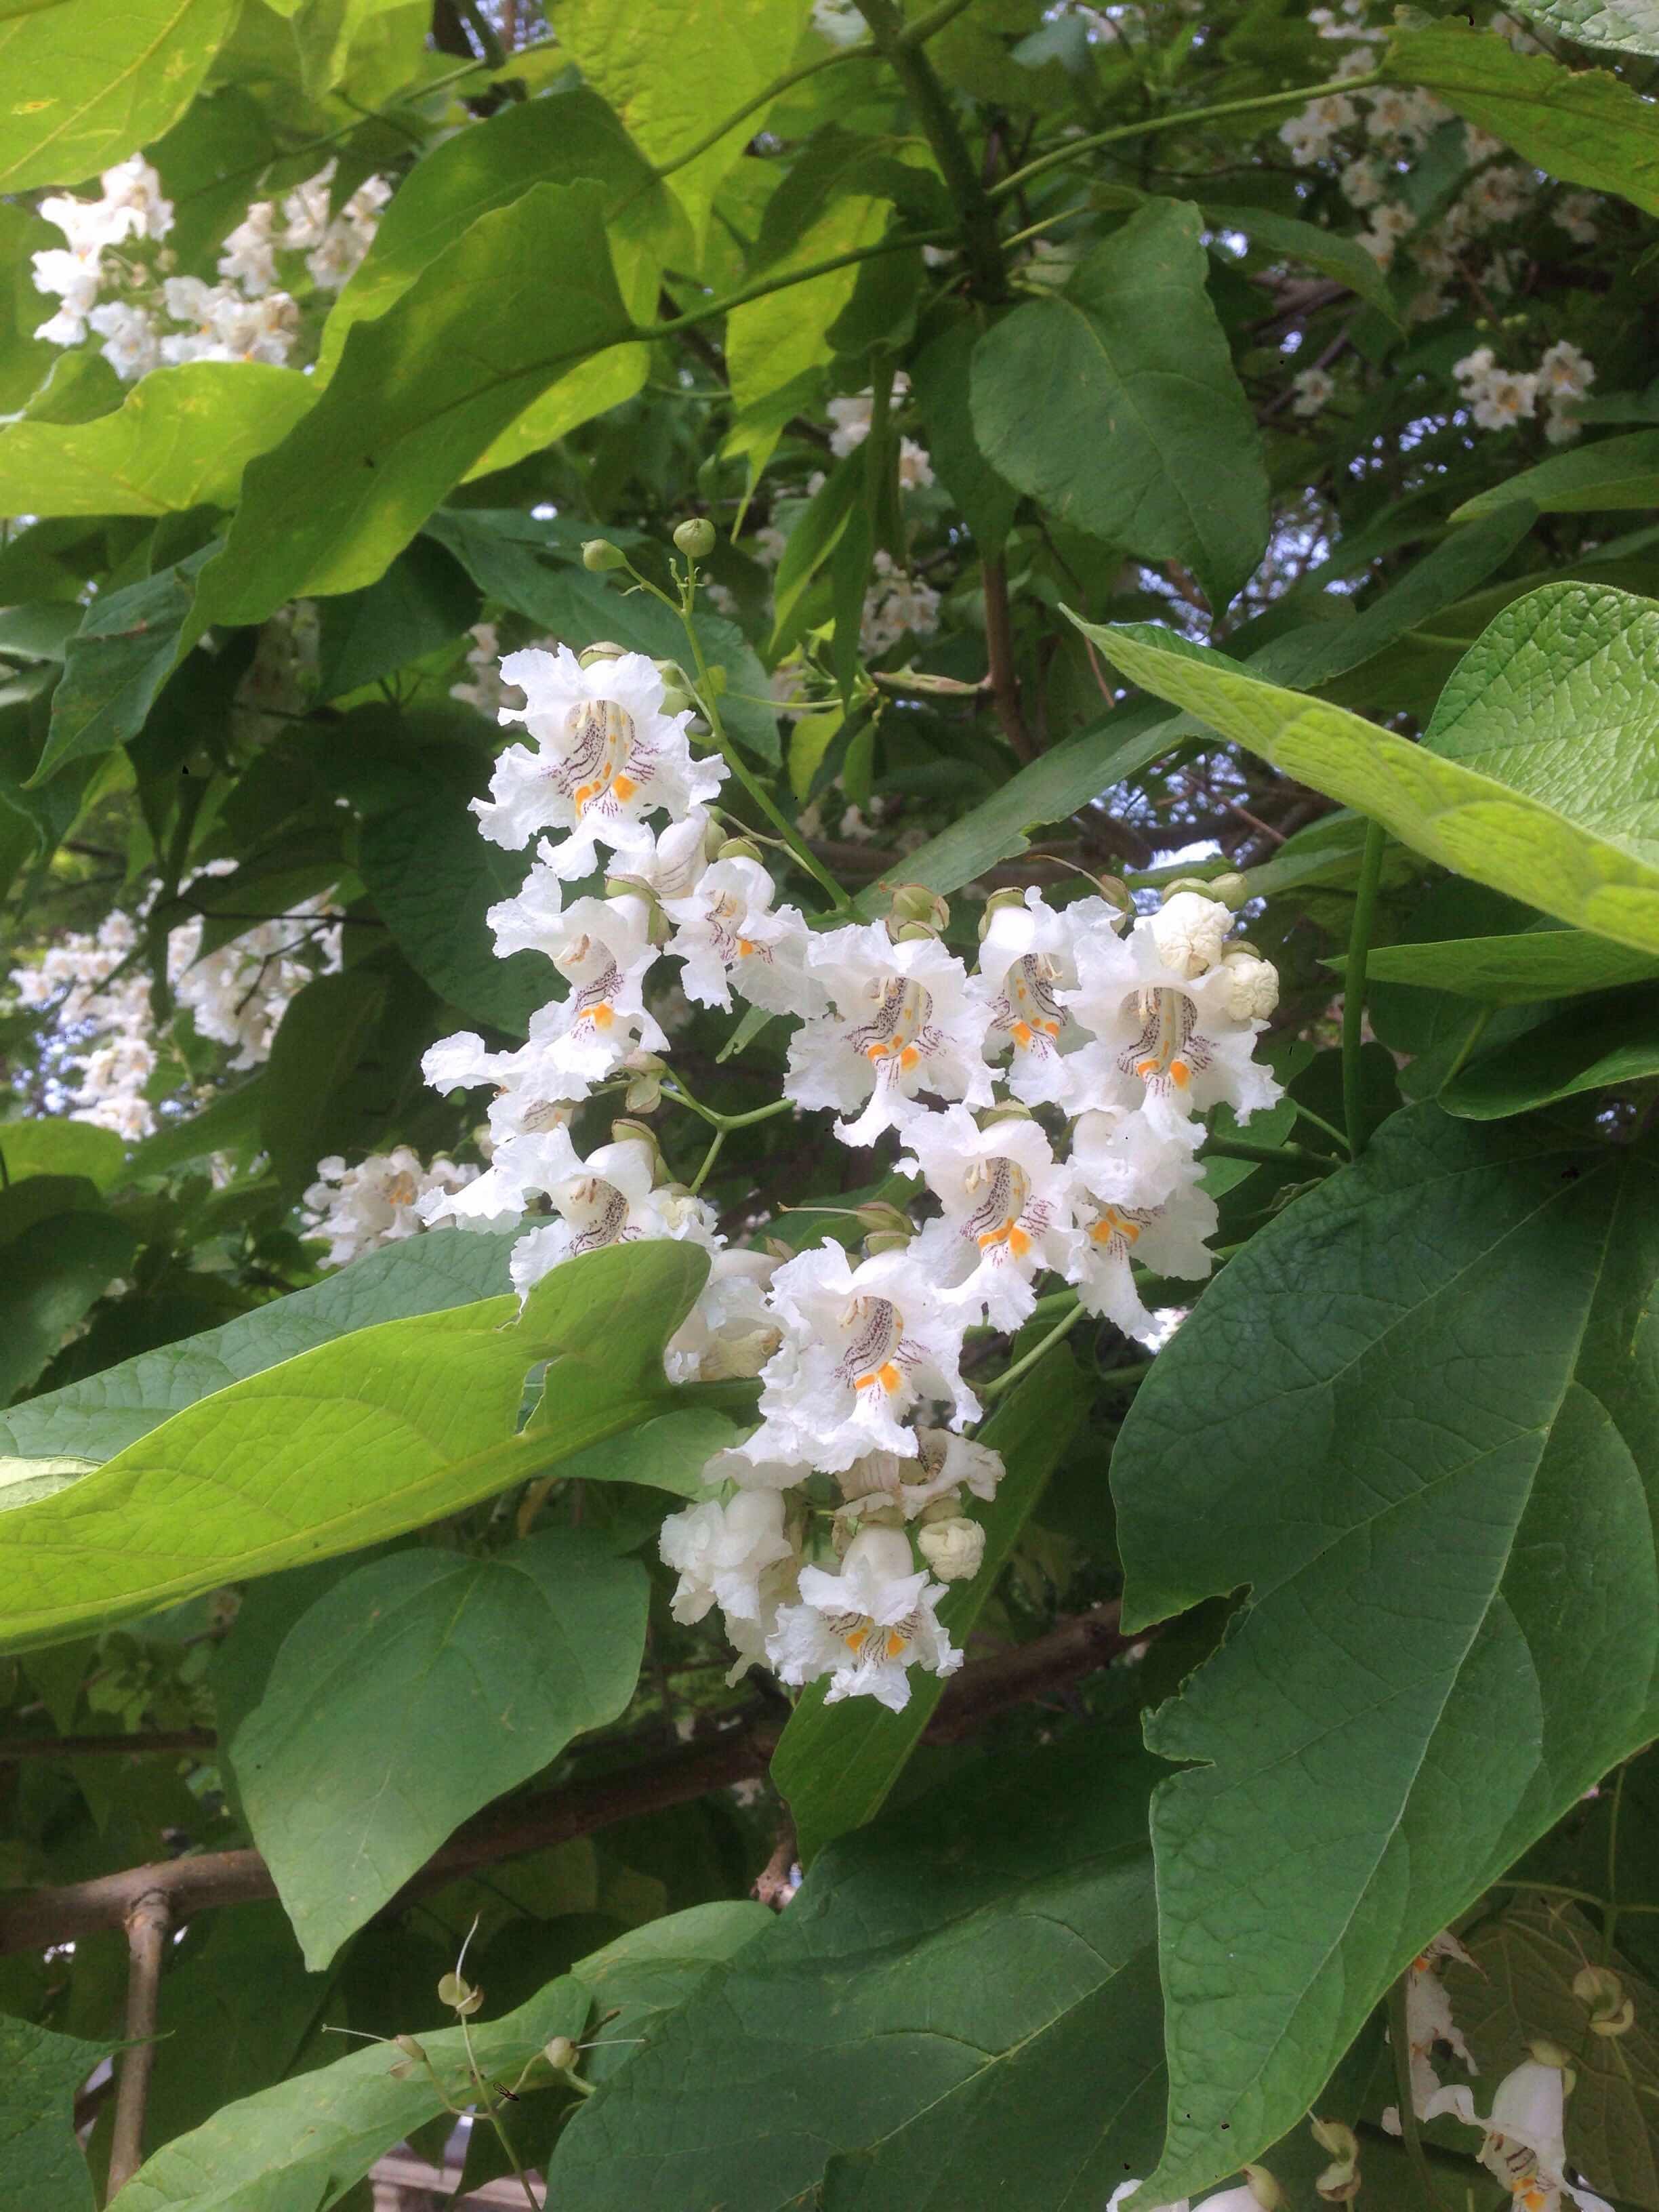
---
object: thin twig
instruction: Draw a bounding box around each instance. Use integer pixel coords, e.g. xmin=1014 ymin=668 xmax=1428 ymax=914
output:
xmin=981 ymin=556 xmax=1034 ymax=760
xmin=107 ymin=1888 xmax=172 ymax=2196
xmin=753 ymin=1816 xmax=800 ymax=1910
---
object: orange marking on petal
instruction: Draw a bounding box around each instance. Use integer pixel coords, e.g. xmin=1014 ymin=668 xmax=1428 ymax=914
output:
xmin=1135 ymin=1057 xmax=1159 ymax=1079
xmin=898 ymin=1045 xmax=919 ymax=1071
xmin=884 ymin=1628 xmax=907 ymax=1660
xmin=1169 ymin=1059 xmax=1191 ymax=1088
xmin=1007 ymin=1225 xmax=1032 ymax=1258
xmin=1011 ymin=1019 xmax=1034 ymax=1048
xmin=573 ymin=781 xmax=600 ymax=813
xmin=611 ymin=773 xmax=637 ymax=802
xmin=590 ymin=1004 xmax=614 ymax=1029
xmin=876 ymin=1360 xmax=901 ymax=1394
xmin=844 ymin=1624 xmax=869 ymax=1655
xmin=865 ymin=1042 xmax=890 ymax=1062
xmin=737 ymin=938 xmax=757 ymax=956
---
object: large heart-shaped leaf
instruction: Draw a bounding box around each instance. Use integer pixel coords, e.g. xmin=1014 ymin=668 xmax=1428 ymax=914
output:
xmin=549 ymin=1736 xmax=1170 ymax=2212
xmin=971 ymin=200 xmax=1267 ymax=611
xmin=0 ymin=1240 xmax=711 ymax=1652
xmin=1111 ymin=1106 xmax=1659 ymax=2202
xmin=0 ymin=2017 xmax=112 ymax=2212
xmin=231 ymin=1529 xmax=650 ymax=1966
xmin=1069 ymin=600 xmax=1659 ymax=956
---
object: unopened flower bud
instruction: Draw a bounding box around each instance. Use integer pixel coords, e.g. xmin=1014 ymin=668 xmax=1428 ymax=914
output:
xmin=674 ymin=516 xmax=717 ymax=558
xmin=394 ymin=2034 xmax=428 ymax=2063
xmin=625 ymin=1072 xmax=663 ymax=1113
xmin=888 ymin=882 xmax=950 ymax=936
xmin=1095 ymin=872 xmax=1134 ymax=915
xmin=610 ymin=1120 xmax=663 ymax=1173
xmin=718 ymin=838 xmax=764 ymax=863
xmin=654 ymin=657 xmax=693 ymax=695
xmin=545 ymin=2035 xmax=579 ymax=2070
xmin=1525 ymin=2039 xmax=1574 ymax=2076
xmin=1220 ymin=947 xmax=1279 ymax=1023
xmin=581 ymin=539 xmax=628 ymax=572
xmin=1574 ymin=1964 xmax=1635 ymax=2036
xmin=1151 ymin=889 xmax=1231 ymax=979
xmin=917 ymin=1515 xmax=985 ymax=1581
xmin=977 ymin=1100 xmax=1033 ymax=1127
xmin=863 ymin=1229 xmax=912 ymax=1255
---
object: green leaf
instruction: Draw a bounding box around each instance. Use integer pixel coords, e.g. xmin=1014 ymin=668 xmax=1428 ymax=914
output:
xmin=910 ymin=319 xmax=1020 ymax=553
xmin=555 ymin=0 xmax=809 ymax=247
xmin=197 ymin=180 xmax=636 ymax=624
xmin=0 ymin=363 xmax=312 ymax=518
xmin=1452 ymin=430 xmax=1659 ymax=522
xmin=314 ymin=538 xmax=480 ymax=699
xmin=772 ymin=1349 xmax=1093 ymax=1866
xmin=569 ymin=1901 xmax=774 ymax=2086
xmin=232 ymin=1528 xmax=649 ymax=1967
xmin=118 ymin=1973 xmax=586 ymax=2211
xmin=338 ymin=745 xmax=546 ymax=1034
xmin=255 ymin=965 xmax=390 ymax=1189
xmin=1509 ymin=0 xmax=1659 ymax=56
xmin=1204 ymin=201 xmax=1400 ymax=325
xmin=0 ymin=1116 xmax=123 ymax=1189
xmin=1111 ymin=1107 xmax=1659 ymax=2201
xmin=0 ymin=1225 xmax=518 ymax=1471
xmin=316 ymin=87 xmax=674 ymax=379
xmin=1449 ymin=1899 xmax=1659 ymax=2207
xmin=0 ymin=1239 xmax=711 ymax=1652
xmin=553 ymin=1404 xmax=746 ymax=1498
xmin=0 ymin=2016 xmax=111 ymax=2212
xmin=0 ymin=1208 xmax=137 ymax=1404
xmin=1439 ymin=987 xmax=1659 ymax=1117
xmin=1069 ymin=607 xmax=1659 ymax=957
xmin=115 ymin=1077 xmax=268 ymax=1185
xmin=548 ymin=1735 xmax=1169 ymax=2212
xmin=970 ymin=201 xmax=1268 ymax=611
xmin=31 ymin=550 xmax=211 ymax=783
xmin=0 ymin=205 xmax=60 ymax=413
xmin=1351 ymin=928 xmax=1659 ymax=1003
xmin=1383 ymin=23 xmax=1659 ymax=214
xmin=0 ymin=0 xmax=235 ymax=192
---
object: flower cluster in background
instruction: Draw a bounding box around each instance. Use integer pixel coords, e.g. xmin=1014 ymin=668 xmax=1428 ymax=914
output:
xmin=413 ymin=625 xmax=1282 ymax=1713
xmin=31 ymin=153 xmax=389 ymax=382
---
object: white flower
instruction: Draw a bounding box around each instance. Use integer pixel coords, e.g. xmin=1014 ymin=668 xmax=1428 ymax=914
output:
xmin=483 ymin=878 xmax=667 ymax=1073
xmin=218 ymin=201 xmax=277 ymax=295
xmin=302 ymin=1148 xmax=479 ymax=1268
xmin=766 ymin=1524 xmax=961 ymax=1713
xmin=978 ymin=889 xmax=1122 ymax=1106
xmin=86 ymin=301 xmax=159 ymax=381
xmin=659 ymin=1489 xmax=796 ymax=1628
xmin=664 ymin=1249 xmax=781 ymax=1383
xmin=838 ymin=1427 xmax=1005 ymax=1518
xmin=31 ymin=247 xmax=103 ymax=346
xmin=1424 ymin=2058 xmax=1613 ymax=2212
xmin=1067 ymin=1126 xmax=1218 ymax=1343
xmin=1291 ymin=366 xmax=1335 ymax=417
xmin=422 ymin=1021 xmax=587 ymax=1147
xmin=281 ymin=162 xmax=336 ymax=250
xmin=1538 ymin=340 xmax=1595 ymax=401
xmin=1059 ymin=914 xmax=1283 ymax=1131
xmin=901 ymin=1106 xmax=1077 ymax=1331
xmin=916 ymin=1515 xmax=984 ymax=1581
xmin=787 ymin=923 xmax=994 ymax=1146
xmin=504 ymin=1131 xmax=722 ymax=1296
xmin=861 ymin=550 xmax=942 ymax=654
xmin=1340 ymin=159 xmax=1387 ymax=208
xmin=743 ymin=1241 xmax=979 ymax=1474
xmin=1149 ymin=890 xmax=1232 ymax=979
xmin=827 ymin=375 xmax=910 ymax=456
xmin=474 ymin=646 xmax=724 ymax=873
xmin=1455 ymin=346 xmax=1540 ymax=432
xmin=1553 ymin=192 xmax=1599 ymax=246
xmin=1218 ymin=947 xmax=1280 ymax=1023
xmin=1390 ymin=1930 xmax=1478 ymax=2121
xmin=661 ymin=853 xmax=820 ymax=1015
xmin=1278 ymin=94 xmax=1355 ymax=165
xmin=40 ymin=155 xmax=171 ymax=255
xmin=415 ymin=1124 xmax=584 ymax=1233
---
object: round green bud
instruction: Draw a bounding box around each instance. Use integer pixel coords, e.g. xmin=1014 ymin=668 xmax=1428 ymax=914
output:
xmin=581 ymin=539 xmax=628 ymax=572
xmin=610 ymin=1119 xmax=662 ymax=1171
xmin=674 ymin=516 xmax=717 ymax=558
xmin=577 ymin=640 xmax=627 ymax=668
xmin=545 ymin=2036 xmax=579 ymax=2071
xmin=717 ymin=837 xmax=764 ymax=863
xmin=888 ymin=882 xmax=950 ymax=935
xmin=854 ymin=1200 xmax=914 ymax=1240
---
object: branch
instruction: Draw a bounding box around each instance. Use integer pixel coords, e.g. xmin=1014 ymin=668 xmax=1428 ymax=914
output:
xmin=0 ymin=1612 xmax=1128 ymax=1955
xmin=107 ymin=1888 xmax=171 ymax=2197
xmin=0 ymin=1729 xmax=217 ymax=1761
xmin=982 ymin=557 xmax=1034 ymax=762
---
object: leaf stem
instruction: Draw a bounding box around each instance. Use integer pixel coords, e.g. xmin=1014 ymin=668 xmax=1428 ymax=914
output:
xmin=1342 ymin=818 xmax=1388 ymax=1157
xmin=979 ymin=1298 xmax=1088 ymax=1403
xmin=1438 ymin=1004 xmax=1493 ymax=1092
xmin=663 ymin=1078 xmax=796 ymax=1134
xmin=1205 ymin=1136 xmax=1337 ymax=1171
xmin=988 ymin=73 xmax=1383 ymax=203
xmin=689 ymin=1127 xmax=725 ymax=1193
xmin=1288 ymin=1098 xmax=1352 ymax=1155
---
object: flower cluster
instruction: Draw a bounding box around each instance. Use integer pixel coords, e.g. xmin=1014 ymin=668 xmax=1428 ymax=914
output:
xmin=419 ymin=609 xmax=1283 ymax=1713
xmin=32 ymin=154 xmax=389 ymax=383
xmin=5 ymin=877 xmax=341 ymax=1140
xmin=1454 ymin=340 xmax=1595 ymax=445
xmin=302 ymin=1148 xmax=480 ymax=1268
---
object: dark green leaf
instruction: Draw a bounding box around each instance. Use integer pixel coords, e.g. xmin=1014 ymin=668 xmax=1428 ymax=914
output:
xmin=1204 ymin=201 xmax=1400 ymax=325
xmin=1453 ymin=430 xmax=1659 ymax=522
xmin=1439 ymin=988 xmax=1659 ymax=1116
xmin=970 ymin=201 xmax=1268 ymax=610
xmin=232 ymin=1530 xmax=649 ymax=1965
xmin=32 ymin=550 xmax=211 ymax=783
xmin=1112 ymin=1107 xmax=1659 ymax=2200
xmin=0 ymin=2015 xmax=111 ymax=2212
xmin=0 ymin=1208 xmax=136 ymax=1404
xmin=0 ymin=1116 xmax=123 ymax=1189
xmin=1351 ymin=929 xmax=1659 ymax=1003
xmin=314 ymin=537 xmax=480 ymax=699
